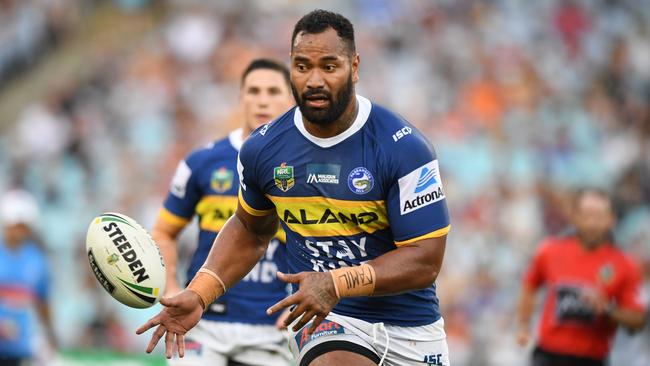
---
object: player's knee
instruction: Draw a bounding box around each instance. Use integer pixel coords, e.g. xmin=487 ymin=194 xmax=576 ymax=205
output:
xmin=308 ymin=350 xmax=377 ymax=366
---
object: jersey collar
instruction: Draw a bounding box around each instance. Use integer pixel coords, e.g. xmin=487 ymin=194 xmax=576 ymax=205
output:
xmin=293 ymin=94 xmax=372 ymax=148
xmin=228 ymin=128 xmax=244 ymax=151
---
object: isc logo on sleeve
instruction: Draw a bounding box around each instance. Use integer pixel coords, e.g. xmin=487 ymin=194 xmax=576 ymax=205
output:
xmin=398 ymin=160 xmax=445 ymax=215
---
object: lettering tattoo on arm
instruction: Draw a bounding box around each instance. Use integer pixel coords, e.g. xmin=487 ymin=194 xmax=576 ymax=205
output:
xmin=330 ymin=264 xmax=376 ymax=298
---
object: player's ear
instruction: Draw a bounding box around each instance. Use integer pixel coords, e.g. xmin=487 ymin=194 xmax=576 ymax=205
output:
xmin=352 ymin=53 xmax=360 ymax=83
xmin=239 ymin=84 xmax=245 ymax=101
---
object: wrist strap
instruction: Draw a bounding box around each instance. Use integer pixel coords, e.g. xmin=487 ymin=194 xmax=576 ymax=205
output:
xmin=187 ymin=268 xmax=227 ymax=310
xmin=330 ymin=264 xmax=376 ymax=299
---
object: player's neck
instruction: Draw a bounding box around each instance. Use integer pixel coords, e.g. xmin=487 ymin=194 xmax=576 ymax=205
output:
xmin=240 ymin=125 xmax=252 ymax=140
xmin=577 ymin=235 xmax=609 ymax=251
xmin=2 ymin=236 xmax=21 ymax=250
xmin=303 ymin=97 xmax=359 ymax=138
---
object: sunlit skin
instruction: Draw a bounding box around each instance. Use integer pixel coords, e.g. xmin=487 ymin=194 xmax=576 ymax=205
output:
xmin=291 ymin=27 xmax=360 ymax=138
xmin=3 ymin=223 xmax=31 ymax=249
xmin=572 ymin=192 xmax=615 ymax=250
xmin=240 ymin=68 xmax=294 ymax=136
xmin=137 ymin=27 xmax=448 ymax=363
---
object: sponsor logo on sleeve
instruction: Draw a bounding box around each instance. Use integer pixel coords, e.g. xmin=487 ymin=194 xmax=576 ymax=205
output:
xmin=392 ymin=126 xmax=412 ymax=142
xmin=347 ymin=167 xmax=374 ymax=194
xmin=170 ymin=160 xmax=192 ymax=198
xmin=306 ymin=164 xmax=341 ymax=185
xmin=398 ymin=160 xmax=445 ymax=215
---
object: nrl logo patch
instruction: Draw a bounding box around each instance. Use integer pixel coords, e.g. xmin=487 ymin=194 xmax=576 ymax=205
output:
xmin=107 ymin=253 xmax=120 ymax=265
xmin=211 ymin=167 xmax=234 ymax=193
xmin=274 ymin=163 xmax=295 ymax=192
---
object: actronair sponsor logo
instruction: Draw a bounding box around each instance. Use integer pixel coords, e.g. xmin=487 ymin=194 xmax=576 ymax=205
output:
xmin=398 ymin=160 xmax=445 ymax=215
xmin=415 ymin=166 xmax=437 ymax=193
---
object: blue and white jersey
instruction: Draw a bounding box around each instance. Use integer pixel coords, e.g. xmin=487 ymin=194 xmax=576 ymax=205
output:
xmin=238 ymin=95 xmax=450 ymax=326
xmin=0 ymin=240 xmax=50 ymax=358
xmin=161 ymin=129 xmax=289 ymax=325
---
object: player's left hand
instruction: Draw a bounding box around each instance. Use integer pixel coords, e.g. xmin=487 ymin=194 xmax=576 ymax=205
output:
xmin=267 ymin=271 xmax=339 ymax=334
xmin=580 ymin=287 xmax=608 ymax=315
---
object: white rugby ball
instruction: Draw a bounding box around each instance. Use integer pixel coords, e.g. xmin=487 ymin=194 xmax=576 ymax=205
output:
xmin=86 ymin=213 xmax=166 ymax=308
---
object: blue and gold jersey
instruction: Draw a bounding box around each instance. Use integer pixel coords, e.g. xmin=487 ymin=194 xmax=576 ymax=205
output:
xmin=238 ymin=95 xmax=450 ymax=326
xmin=162 ymin=129 xmax=288 ymax=325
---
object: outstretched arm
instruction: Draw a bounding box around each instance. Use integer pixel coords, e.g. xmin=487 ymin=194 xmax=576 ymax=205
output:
xmin=151 ymin=216 xmax=186 ymax=296
xmin=136 ymin=204 xmax=278 ymax=359
xmin=199 ymin=205 xmax=278 ymax=292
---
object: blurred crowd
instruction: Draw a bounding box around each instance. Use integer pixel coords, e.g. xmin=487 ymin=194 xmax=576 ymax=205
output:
xmin=0 ymin=0 xmax=81 ymax=85
xmin=0 ymin=0 xmax=649 ymax=365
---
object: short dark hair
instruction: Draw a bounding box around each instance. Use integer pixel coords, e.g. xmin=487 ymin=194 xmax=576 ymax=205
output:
xmin=241 ymin=58 xmax=290 ymax=89
xmin=291 ymin=9 xmax=356 ymax=56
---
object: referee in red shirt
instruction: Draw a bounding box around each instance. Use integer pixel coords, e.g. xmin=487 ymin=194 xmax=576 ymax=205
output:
xmin=516 ymin=188 xmax=647 ymax=366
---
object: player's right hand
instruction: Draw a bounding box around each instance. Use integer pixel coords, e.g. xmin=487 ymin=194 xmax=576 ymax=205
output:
xmin=516 ymin=327 xmax=530 ymax=347
xmin=267 ymin=271 xmax=339 ymax=335
xmin=136 ymin=290 xmax=204 ymax=359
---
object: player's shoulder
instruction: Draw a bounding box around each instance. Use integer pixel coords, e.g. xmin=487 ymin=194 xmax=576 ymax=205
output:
xmin=366 ymin=100 xmax=434 ymax=155
xmin=240 ymin=107 xmax=297 ymax=157
xmin=608 ymin=245 xmax=643 ymax=273
xmin=536 ymin=233 xmax=576 ymax=254
xmin=184 ymin=135 xmax=233 ymax=169
xmin=363 ymin=99 xmax=437 ymax=179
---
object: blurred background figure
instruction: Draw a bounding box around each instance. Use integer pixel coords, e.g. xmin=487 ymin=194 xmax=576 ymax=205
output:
xmin=153 ymin=58 xmax=294 ymax=366
xmin=516 ymin=188 xmax=646 ymax=366
xmin=0 ymin=0 xmax=649 ymax=365
xmin=0 ymin=189 xmax=58 ymax=366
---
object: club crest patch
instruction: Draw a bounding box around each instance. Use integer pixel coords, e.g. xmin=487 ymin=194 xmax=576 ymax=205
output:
xmin=348 ymin=167 xmax=374 ymax=194
xmin=598 ymin=264 xmax=615 ymax=284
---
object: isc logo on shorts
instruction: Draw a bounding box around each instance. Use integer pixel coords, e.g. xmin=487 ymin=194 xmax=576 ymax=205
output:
xmin=423 ymin=353 xmax=444 ymax=365
xmin=398 ymin=160 xmax=445 ymax=215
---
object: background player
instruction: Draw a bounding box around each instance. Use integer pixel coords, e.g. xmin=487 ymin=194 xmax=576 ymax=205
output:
xmin=516 ymin=188 xmax=647 ymax=366
xmin=138 ymin=10 xmax=451 ymax=366
xmin=0 ymin=190 xmax=58 ymax=366
xmin=152 ymin=58 xmax=294 ymax=366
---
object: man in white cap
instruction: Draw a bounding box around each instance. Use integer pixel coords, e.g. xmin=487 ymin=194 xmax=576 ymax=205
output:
xmin=0 ymin=190 xmax=58 ymax=366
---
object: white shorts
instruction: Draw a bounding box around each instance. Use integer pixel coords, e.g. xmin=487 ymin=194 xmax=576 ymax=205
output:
xmin=287 ymin=312 xmax=450 ymax=366
xmin=168 ymin=319 xmax=292 ymax=366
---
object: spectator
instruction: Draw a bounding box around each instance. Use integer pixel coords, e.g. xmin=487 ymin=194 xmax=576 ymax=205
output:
xmin=0 ymin=190 xmax=58 ymax=365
